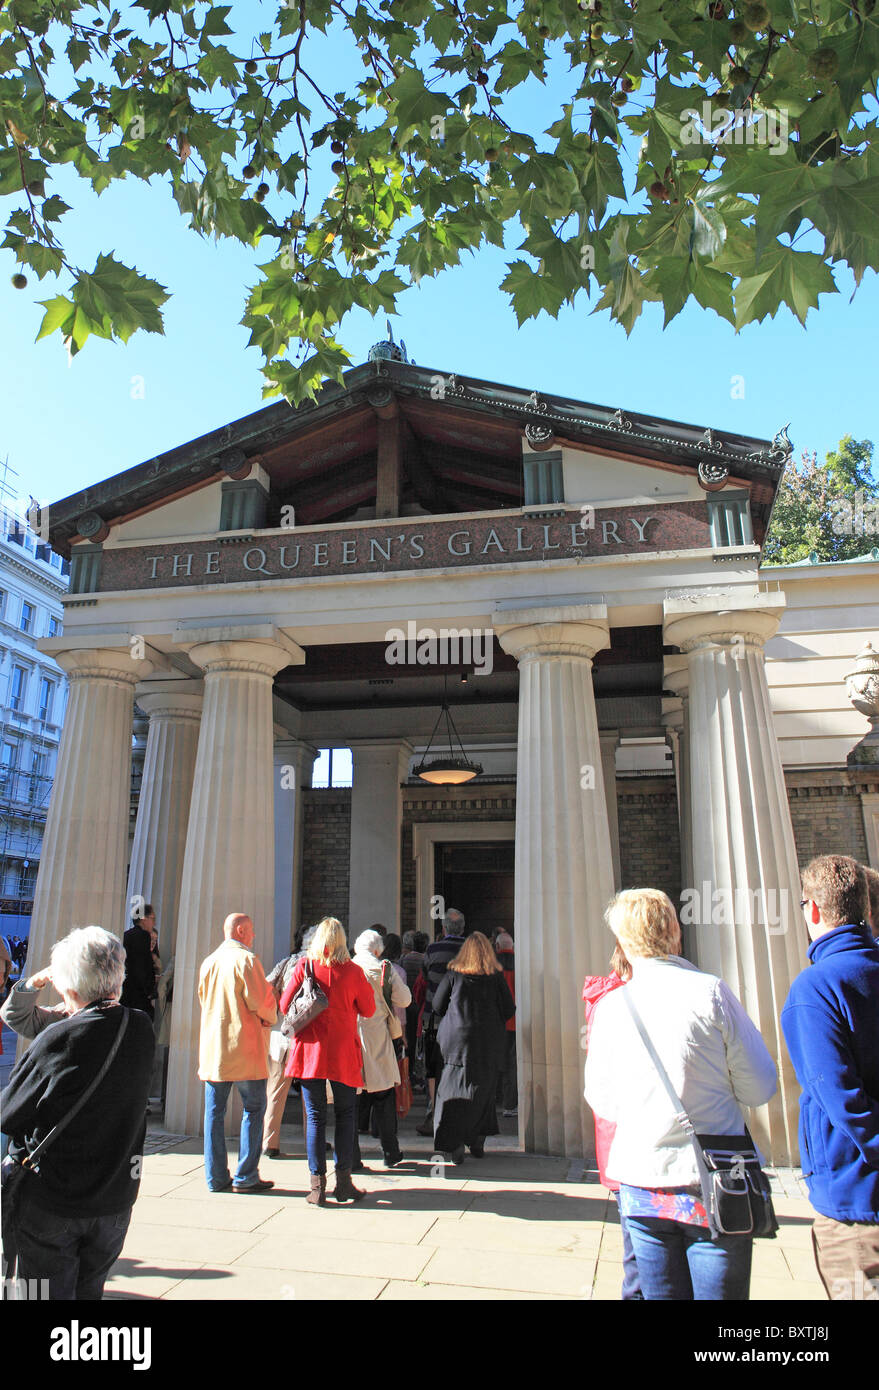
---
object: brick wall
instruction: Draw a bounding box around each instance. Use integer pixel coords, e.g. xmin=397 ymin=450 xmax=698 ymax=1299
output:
xmin=785 ymin=769 xmax=873 ymax=868
xmin=299 ymin=789 xmax=351 ymax=927
xmin=616 ymin=776 xmax=682 ymax=902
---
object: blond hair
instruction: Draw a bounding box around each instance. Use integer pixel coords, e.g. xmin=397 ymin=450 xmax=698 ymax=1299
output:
xmin=308 ymin=916 xmax=350 ymax=965
xmin=448 ymin=931 xmax=502 ymax=976
xmin=605 ymin=888 xmax=681 ymax=961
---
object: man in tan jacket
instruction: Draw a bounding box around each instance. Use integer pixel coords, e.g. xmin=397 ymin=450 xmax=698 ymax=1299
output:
xmin=198 ymin=913 xmax=277 ymax=1193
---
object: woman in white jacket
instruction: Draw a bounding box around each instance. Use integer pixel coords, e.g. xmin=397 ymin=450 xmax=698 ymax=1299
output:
xmin=352 ymin=930 xmax=411 ymax=1167
xmin=584 ymin=888 xmax=777 ymax=1301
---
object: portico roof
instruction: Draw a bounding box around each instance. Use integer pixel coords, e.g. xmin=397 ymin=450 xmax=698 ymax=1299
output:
xmin=46 ymin=357 xmax=792 ymax=557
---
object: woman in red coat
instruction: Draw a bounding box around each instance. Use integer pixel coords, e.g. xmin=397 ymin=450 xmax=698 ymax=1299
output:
xmin=280 ymin=917 xmax=375 ymax=1206
xmin=582 ymin=943 xmax=642 ymax=1300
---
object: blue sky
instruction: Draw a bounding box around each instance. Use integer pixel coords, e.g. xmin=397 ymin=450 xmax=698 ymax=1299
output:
xmin=1 ymin=9 xmax=876 ymax=510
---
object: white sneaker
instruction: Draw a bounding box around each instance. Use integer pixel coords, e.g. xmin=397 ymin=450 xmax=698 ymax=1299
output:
xmin=502 ymin=1107 xmax=518 ymax=1117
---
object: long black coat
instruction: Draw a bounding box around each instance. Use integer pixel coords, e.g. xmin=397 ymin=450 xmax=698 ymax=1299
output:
xmin=432 ymin=970 xmax=515 ymax=1150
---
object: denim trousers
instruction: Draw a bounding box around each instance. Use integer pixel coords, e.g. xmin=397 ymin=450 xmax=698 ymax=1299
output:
xmin=611 ymin=1192 xmax=643 ymax=1300
xmin=623 ymin=1208 xmax=753 ymax=1300
xmin=203 ymin=1078 xmax=267 ymax=1191
xmin=13 ymin=1188 xmax=132 ymax=1300
xmin=300 ymin=1079 xmax=356 ymax=1174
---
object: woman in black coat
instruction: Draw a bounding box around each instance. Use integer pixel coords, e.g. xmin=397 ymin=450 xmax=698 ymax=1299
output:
xmin=432 ymin=932 xmax=515 ymax=1163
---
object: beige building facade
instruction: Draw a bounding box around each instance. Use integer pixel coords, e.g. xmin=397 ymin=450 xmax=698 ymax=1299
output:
xmin=31 ymin=355 xmax=878 ymax=1160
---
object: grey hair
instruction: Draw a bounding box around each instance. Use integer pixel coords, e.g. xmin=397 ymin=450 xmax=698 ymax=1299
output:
xmin=443 ymin=908 xmax=465 ymax=936
xmin=301 ymin=925 xmax=319 ymax=953
xmin=402 ymin=931 xmax=416 ymax=950
xmin=355 ymin=929 xmax=384 ymax=957
xmin=51 ymin=926 xmax=126 ymax=1003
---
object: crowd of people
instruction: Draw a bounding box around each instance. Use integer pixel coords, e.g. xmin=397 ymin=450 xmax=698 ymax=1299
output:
xmin=0 ymin=851 xmax=877 ymax=1303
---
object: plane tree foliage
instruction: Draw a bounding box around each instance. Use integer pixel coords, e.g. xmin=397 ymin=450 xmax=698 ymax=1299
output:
xmin=2 ymin=0 xmax=879 ymax=401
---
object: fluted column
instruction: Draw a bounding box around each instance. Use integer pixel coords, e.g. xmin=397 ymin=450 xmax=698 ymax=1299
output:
xmin=496 ymin=605 xmax=615 ymax=1158
xmin=27 ymin=645 xmax=154 ymax=982
xmin=599 ymin=729 xmax=621 ymax=890
xmin=164 ymin=635 xmax=302 ymax=1136
xmin=273 ymin=738 xmax=317 ymax=964
xmin=347 ymin=740 xmax=413 ymax=937
xmin=127 ymin=682 xmax=203 ymax=960
xmin=664 ymin=593 xmax=806 ymax=1164
xmin=663 ymin=658 xmax=694 ymax=933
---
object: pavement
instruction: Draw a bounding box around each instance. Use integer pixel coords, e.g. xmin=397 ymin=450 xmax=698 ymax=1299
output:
xmin=100 ymin=1103 xmax=827 ymax=1303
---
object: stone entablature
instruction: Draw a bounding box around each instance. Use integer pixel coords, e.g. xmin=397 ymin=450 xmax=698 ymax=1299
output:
xmin=88 ymin=500 xmax=711 ymax=592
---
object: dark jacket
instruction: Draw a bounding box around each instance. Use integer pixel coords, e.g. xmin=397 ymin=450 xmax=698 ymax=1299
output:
xmin=433 ymin=970 xmax=515 ymax=1081
xmin=2 ymin=1002 xmax=155 ymax=1217
xmin=120 ymin=925 xmax=156 ymax=1018
xmin=781 ymin=924 xmax=879 ymax=1222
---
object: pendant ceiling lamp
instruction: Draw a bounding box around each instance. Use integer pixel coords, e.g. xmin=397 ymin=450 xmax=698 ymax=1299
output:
xmin=414 ymin=676 xmax=483 ymax=785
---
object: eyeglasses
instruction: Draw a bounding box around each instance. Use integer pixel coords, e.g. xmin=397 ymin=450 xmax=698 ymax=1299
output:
xmin=800 ymin=899 xmax=810 ymax=909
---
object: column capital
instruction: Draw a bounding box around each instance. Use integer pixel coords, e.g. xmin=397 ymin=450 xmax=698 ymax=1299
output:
xmin=663 ymin=591 xmax=786 ymax=654
xmin=494 ymin=603 xmax=610 ymax=663
xmin=135 ymin=679 xmax=204 ymax=723
xmin=53 ymin=645 xmax=156 ymax=685
xmin=187 ymin=637 xmax=296 ymax=679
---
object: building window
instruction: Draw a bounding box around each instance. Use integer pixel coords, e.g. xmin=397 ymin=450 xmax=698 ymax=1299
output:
xmin=524 ymin=450 xmax=565 ymax=507
xmin=47 ymin=615 xmax=60 ymax=638
xmin=10 ymin=664 xmax=27 ymax=711
xmin=0 ymin=589 xmax=5 ymax=618
xmin=31 ymin=748 xmax=48 ymax=779
xmin=707 ymin=492 xmax=754 ymax=548
xmin=38 ymin=677 xmax=54 ymax=723
xmin=1 ymin=741 xmax=18 ymax=785
xmin=17 ymin=862 xmax=37 ymax=898
xmin=20 ymin=601 xmax=34 ymax=634
xmin=311 ymin=748 xmax=353 ymax=788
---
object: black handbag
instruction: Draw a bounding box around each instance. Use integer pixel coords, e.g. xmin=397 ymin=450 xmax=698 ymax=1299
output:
xmin=622 ymin=990 xmax=778 ymax=1241
xmin=2 ymin=1006 xmax=130 ymax=1270
xmin=281 ymin=959 xmax=329 ymax=1037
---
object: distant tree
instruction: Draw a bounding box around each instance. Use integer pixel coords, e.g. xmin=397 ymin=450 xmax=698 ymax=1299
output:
xmin=763 ymin=435 xmax=879 ymax=564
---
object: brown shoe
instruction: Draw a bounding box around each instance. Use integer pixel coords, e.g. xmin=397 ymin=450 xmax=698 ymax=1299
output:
xmin=306 ymin=1173 xmax=327 ymax=1206
xmin=333 ymin=1168 xmax=366 ymax=1203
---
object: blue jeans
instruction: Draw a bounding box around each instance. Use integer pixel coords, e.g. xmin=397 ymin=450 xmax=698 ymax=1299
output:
xmin=204 ymin=1079 xmax=267 ymax=1191
xmin=612 ymin=1193 xmax=643 ymax=1300
xmin=300 ymin=1079 xmax=356 ymax=1174
xmin=624 ymin=1211 xmax=753 ymax=1300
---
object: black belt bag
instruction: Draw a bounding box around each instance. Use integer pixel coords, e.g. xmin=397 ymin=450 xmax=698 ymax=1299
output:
xmin=622 ymin=991 xmax=778 ymax=1241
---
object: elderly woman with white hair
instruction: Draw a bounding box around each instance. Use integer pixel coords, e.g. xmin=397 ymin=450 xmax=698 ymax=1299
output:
xmin=352 ymin=929 xmax=412 ymax=1168
xmin=1 ymin=926 xmax=155 ymax=1300
xmin=584 ymin=888 xmax=777 ymax=1302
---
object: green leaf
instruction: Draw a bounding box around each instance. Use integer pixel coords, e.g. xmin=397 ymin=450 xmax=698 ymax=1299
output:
xmin=500 ymin=259 xmax=568 ymax=325
xmin=386 ymin=69 xmax=448 ymax=141
xmin=733 ymin=244 xmax=836 ymax=327
xmin=579 ymin=142 xmax=625 ymax=222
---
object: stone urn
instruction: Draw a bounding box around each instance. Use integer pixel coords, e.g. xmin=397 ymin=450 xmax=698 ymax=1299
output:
xmin=845 ymin=641 xmax=879 ymax=766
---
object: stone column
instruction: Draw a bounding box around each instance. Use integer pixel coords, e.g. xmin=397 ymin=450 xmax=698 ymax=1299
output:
xmin=273 ymin=738 xmax=317 ymax=964
xmin=27 ymin=644 xmax=154 ymax=980
xmin=495 ymin=605 xmax=615 ymax=1158
xmin=126 ymin=682 xmax=203 ymax=961
xmin=599 ymin=730 xmax=621 ymax=890
xmin=347 ymin=740 xmax=413 ymax=937
xmin=663 ymin=658 xmax=694 ymax=921
xmin=664 ymin=593 xmax=806 ymax=1164
xmin=164 ymin=633 xmax=302 ymax=1137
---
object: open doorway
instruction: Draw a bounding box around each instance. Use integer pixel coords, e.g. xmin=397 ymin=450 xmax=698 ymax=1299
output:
xmin=432 ymin=840 xmax=515 ymax=941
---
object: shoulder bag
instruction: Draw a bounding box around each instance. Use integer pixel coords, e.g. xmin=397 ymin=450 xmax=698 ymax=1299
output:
xmin=622 ymin=989 xmax=778 ymax=1241
xmin=281 ymin=959 xmax=329 ymax=1037
xmin=379 ymin=962 xmax=403 ymax=1042
xmin=2 ymin=1006 xmax=131 ymax=1267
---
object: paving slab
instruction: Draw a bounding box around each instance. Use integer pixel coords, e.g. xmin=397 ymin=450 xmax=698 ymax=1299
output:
xmin=232 ymin=1233 xmax=434 ymax=1282
xmin=119 ymin=1222 xmax=265 ymax=1264
xmin=378 ymin=1279 xmax=563 ymax=1300
xmin=420 ymin=1215 xmax=602 ymax=1258
xmin=255 ymin=1205 xmax=441 ymax=1246
xmin=418 ymin=1246 xmax=599 ymax=1297
xmin=105 ymin=1257 xmax=211 ymax=1300
xmin=163 ymin=1266 xmax=388 ymax=1301
xmin=130 ymin=1195 xmax=288 ymax=1233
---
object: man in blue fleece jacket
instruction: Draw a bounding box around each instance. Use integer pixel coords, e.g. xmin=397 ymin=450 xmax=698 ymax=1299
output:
xmin=781 ymin=854 xmax=879 ymax=1300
